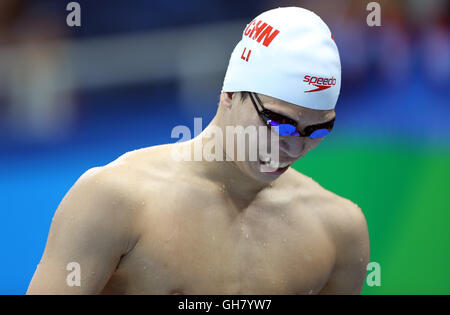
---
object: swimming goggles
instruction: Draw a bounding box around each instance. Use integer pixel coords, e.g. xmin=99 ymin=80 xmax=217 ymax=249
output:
xmin=249 ymin=92 xmax=335 ymax=139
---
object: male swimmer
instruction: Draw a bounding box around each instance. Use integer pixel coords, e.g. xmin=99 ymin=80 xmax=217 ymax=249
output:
xmin=27 ymin=7 xmax=369 ymax=295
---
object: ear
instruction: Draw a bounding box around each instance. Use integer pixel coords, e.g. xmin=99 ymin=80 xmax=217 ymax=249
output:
xmin=220 ymin=92 xmax=234 ymax=110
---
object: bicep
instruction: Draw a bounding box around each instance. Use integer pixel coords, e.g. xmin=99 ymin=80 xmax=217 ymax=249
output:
xmin=27 ymin=168 xmax=135 ymax=294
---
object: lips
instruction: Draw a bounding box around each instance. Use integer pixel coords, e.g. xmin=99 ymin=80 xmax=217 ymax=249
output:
xmin=258 ymin=157 xmax=293 ymax=174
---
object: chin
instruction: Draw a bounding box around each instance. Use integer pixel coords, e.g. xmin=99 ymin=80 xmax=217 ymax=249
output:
xmin=240 ymin=160 xmax=290 ymax=183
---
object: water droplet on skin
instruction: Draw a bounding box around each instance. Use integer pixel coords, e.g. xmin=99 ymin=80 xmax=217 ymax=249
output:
xmin=245 ymin=234 xmax=249 ymax=239
xmin=143 ymin=266 xmax=147 ymax=270
xmin=141 ymin=201 xmax=145 ymax=206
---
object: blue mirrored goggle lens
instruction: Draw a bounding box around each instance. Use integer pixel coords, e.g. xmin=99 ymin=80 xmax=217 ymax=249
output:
xmin=269 ymin=121 xmax=296 ymax=136
xmin=309 ymin=128 xmax=330 ymax=139
xmin=268 ymin=120 xmax=331 ymax=138
xmin=278 ymin=124 xmax=297 ymax=136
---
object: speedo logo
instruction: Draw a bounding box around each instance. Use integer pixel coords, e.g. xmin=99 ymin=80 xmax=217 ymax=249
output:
xmin=303 ymin=75 xmax=337 ymax=93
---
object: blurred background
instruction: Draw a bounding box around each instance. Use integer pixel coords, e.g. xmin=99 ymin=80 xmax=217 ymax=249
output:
xmin=0 ymin=0 xmax=449 ymax=294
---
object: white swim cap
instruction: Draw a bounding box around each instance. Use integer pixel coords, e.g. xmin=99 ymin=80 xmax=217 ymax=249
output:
xmin=222 ymin=7 xmax=341 ymax=110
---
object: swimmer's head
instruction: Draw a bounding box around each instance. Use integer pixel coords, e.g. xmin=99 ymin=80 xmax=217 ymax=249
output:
xmin=218 ymin=7 xmax=340 ymax=182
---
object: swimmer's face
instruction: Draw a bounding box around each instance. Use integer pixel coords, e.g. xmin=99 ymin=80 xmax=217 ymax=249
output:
xmin=220 ymin=92 xmax=335 ymax=182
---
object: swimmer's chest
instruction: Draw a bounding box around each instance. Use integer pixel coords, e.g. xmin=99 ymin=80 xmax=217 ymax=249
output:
xmin=112 ymin=191 xmax=335 ymax=294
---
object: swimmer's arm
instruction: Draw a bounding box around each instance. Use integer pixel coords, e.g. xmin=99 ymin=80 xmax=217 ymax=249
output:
xmin=27 ymin=167 xmax=138 ymax=294
xmin=318 ymin=202 xmax=370 ymax=295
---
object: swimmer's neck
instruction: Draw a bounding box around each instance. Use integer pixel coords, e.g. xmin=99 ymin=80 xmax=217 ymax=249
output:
xmin=186 ymin=122 xmax=270 ymax=200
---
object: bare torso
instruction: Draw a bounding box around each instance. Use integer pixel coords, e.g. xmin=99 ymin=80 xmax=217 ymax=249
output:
xmin=27 ymin=143 xmax=368 ymax=295
xmin=99 ymin=145 xmax=347 ymax=294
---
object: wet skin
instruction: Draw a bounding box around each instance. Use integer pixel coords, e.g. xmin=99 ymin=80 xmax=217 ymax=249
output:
xmin=27 ymin=93 xmax=369 ymax=294
xmin=27 ymin=143 xmax=369 ymax=294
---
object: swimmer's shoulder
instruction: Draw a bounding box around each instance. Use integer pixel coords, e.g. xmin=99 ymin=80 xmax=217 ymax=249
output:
xmin=283 ymin=168 xmax=368 ymax=245
xmin=283 ymin=167 xmax=360 ymax=207
xmin=99 ymin=143 xmax=176 ymax=178
xmin=284 ymin=169 xmax=370 ymax=290
xmin=79 ymin=144 xmax=181 ymax=199
xmin=50 ymin=144 xmax=183 ymax=262
xmin=69 ymin=157 xmax=143 ymax=214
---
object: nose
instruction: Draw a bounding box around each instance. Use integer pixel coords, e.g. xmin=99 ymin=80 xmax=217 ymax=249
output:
xmin=279 ymin=136 xmax=305 ymax=159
